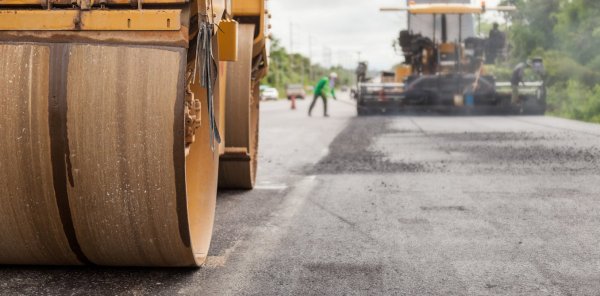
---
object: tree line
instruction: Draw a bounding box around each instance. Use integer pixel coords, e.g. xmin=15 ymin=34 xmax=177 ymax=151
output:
xmin=503 ymin=0 xmax=600 ymax=122
xmin=263 ymin=37 xmax=355 ymax=96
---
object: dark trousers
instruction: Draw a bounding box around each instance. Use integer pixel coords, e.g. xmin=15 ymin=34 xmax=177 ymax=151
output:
xmin=511 ymin=84 xmax=520 ymax=104
xmin=308 ymin=94 xmax=327 ymax=116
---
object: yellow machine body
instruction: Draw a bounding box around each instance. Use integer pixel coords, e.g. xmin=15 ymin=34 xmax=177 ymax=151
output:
xmin=0 ymin=10 xmax=182 ymax=31
xmin=439 ymin=43 xmax=455 ymax=54
xmin=404 ymin=4 xmax=484 ymax=14
xmin=395 ymin=65 xmax=412 ymax=83
xmin=232 ymin=0 xmax=269 ymax=63
xmin=218 ymin=19 xmax=239 ymax=62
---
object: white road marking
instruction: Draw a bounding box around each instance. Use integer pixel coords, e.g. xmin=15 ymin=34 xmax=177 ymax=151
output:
xmin=254 ymin=183 xmax=288 ymax=191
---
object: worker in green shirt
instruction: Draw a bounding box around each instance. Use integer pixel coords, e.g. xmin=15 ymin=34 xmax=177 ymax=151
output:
xmin=309 ymin=72 xmax=337 ymax=117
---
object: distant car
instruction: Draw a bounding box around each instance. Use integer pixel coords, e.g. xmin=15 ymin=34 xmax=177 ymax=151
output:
xmin=261 ymin=87 xmax=279 ymax=100
xmin=260 ymin=85 xmax=270 ymax=92
xmin=285 ymin=84 xmax=306 ymax=100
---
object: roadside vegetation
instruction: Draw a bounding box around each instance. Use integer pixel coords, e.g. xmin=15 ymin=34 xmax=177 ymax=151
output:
xmin=502 ymin=0 xmax=600 ymax=123
xmin=263 ymin=37 xmax=355 ymax=97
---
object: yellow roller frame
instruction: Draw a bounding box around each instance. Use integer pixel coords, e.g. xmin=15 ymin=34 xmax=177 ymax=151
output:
xmin=0 ymin=10 xmax=181 ymax=31
xmin=231 ymin=0 xmax=267 ymax=56
xmin=231 ymin=0 xmax=261 ymax=15
xmin=0 ymin=0 xmax=186 ymax=5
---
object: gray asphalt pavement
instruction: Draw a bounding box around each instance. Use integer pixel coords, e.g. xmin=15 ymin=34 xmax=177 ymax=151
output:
xmin=1 ymin=95 xmax=600 ymax=295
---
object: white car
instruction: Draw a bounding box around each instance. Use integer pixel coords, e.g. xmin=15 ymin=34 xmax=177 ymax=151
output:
xmin=261 ymin=87 xmax=280 ymax=100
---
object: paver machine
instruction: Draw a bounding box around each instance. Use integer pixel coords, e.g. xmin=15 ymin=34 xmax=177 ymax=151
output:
xmin=357 ymin=0 xmax=546 ymax=115
xmin=0 ymin=0 xmax=269 ymax=266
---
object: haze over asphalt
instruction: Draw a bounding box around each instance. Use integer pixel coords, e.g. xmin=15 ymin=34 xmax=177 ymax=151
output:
xmin=1 ymin=95 xmax=599 ymax=295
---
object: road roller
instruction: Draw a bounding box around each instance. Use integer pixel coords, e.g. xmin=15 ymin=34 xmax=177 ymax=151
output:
xmin=0 ymin=0 xmax=269 ymax=266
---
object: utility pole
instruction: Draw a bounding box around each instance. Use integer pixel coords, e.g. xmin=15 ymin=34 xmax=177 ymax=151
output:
xmin=300 ymin=57 xmax=305 ymax=86
xmin=289 ymin=22 xmax=294 ymax=54
xmin=308 ymin=35 xmax=313 ymax=82
xmin=289 ymin=22 xmax=294 ymax=86
xmin=323 ymin=46 xmax=332 ymax=69
xmin=274 ymin=54 xmax=279 ymax=88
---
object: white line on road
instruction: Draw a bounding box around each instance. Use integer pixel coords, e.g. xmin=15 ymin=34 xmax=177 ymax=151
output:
xmin=254 ymin=180 xmax=289 ymax=191
xmin=195 ymin=176 xmax=318 ymax=293
xmin=254 ymin=184 xmax=289 ymax=191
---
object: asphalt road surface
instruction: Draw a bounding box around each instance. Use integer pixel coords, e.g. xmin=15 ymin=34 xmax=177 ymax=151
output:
xmin=2 ymin=95 xmax=600 ymax=295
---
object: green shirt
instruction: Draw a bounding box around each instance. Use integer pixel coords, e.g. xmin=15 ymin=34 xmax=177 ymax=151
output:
xmin=314 ymin=76 xmax=335 ymax=98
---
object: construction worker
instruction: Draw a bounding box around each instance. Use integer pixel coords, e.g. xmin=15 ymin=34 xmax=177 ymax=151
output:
xmin=511 ymin=62 xmax=530 ymax=105
xmin=486 ymin=23 xmax=506 ymax=64
xmin=356 ymin=62 xmax=368 ymax=83
xmin=309 ymin=72 xmax=337 ymax=117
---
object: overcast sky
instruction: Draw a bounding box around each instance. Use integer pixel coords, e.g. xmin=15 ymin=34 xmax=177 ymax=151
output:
xmin=269 ymin=0 xmax=500 ymax=71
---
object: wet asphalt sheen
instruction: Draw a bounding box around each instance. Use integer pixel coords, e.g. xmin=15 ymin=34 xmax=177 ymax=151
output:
xmin=1 ymin=96 xmax=600 ymax=296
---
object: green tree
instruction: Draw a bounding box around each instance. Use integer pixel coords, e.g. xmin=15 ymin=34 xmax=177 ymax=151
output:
xmin=496 ymin=0 xmax=600 ymax=123
xmin=553 ymin=0 xmax=600 ymax=66
xmin=263 ymin=36 xmax=355 ymax=96
xmin=502 ymin=0 xmax=560 ymax=61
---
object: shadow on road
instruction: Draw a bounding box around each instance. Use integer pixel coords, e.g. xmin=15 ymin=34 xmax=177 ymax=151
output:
xmin=0 ymin=265 xmax=198 ymax=295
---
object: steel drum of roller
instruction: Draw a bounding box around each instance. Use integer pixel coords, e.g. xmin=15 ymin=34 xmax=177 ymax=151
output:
xmin=219 ymin=24 xmax=260 ymax=190
xmin=0 ymin=42 xmax=219 ymax=267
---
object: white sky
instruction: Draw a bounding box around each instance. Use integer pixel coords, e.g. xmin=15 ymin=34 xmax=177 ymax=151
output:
xmin=269 ymin=0 xmax=501 ymax=71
